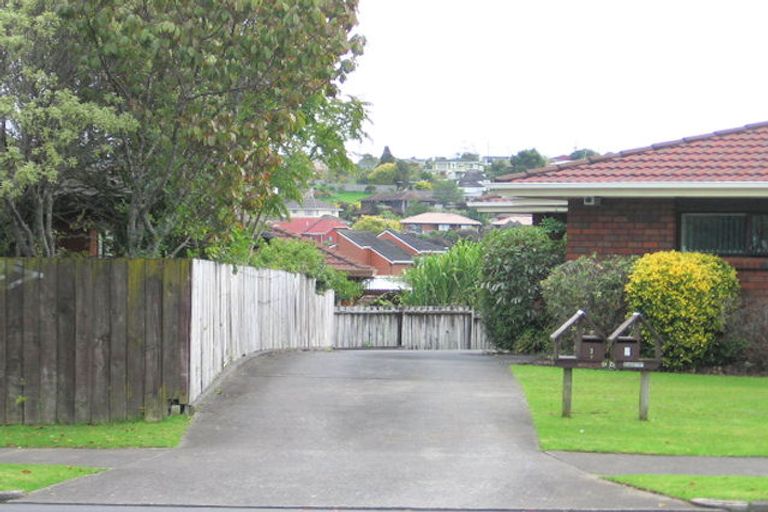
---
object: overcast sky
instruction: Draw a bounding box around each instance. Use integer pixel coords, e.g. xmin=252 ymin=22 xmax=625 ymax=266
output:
xmin=340 ymin=0 xmax=768 ymax=160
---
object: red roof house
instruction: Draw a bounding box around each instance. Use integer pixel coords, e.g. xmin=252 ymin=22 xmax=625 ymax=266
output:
xmin=334 ymin=230 xmax=414 ymax=276
xmin=272 ymin=215 xmax=349 ymax=245
xmin=489 ymin=121 xmax=768 ymax=306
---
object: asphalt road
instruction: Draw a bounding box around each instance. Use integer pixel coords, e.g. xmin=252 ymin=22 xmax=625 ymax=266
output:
xmin=7 ymin=350 xmax=692 ymax=510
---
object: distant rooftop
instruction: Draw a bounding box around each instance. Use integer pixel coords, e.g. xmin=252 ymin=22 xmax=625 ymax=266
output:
xmin=336 ymin=230 xmax=414 ymax=263
xmin=400 ymin=212 xmax=482 ymax=226
xmin=378 ymin=230 xmax=448 ymax=253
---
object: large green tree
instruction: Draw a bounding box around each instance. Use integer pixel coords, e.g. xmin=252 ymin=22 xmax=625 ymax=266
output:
xmin=510 ymin=148 xmax=547 ymax=173
xmin=1 ymin=0 xmax=365 ymax=257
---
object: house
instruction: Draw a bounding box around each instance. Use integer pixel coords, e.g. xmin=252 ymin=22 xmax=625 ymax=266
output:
xmin=467 ymin=194 xmax=567 ymax=222
xmin=400 ymin=212 xmax=482 ymax=234
xmin=429 ymin=159 xmax=485 ymax=180
xmin=488 ymin=121 xmax=768 ymax=307
xmin=334 ymin=229 xmax=414 ymax=276
xmin=272 ymin=215 xmax=349 ymax=245
xmin=360 ymin=190 xmax=436 ymax=216
xmin=457 ymin=171 xmax=488 ymax=199
xmin=285 ymin=191 xmax=341 ymax=218
xmin=268 ymin=226 xmax=375 ymax=279
xmin=376 ymin=230 xmax=448 ymax=256
xmin=490 ymin=215 xmax=534 ymax=227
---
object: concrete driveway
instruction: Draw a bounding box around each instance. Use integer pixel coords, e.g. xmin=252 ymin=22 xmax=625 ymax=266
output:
xmin=14 ymin=350 xmax=691 ymax=509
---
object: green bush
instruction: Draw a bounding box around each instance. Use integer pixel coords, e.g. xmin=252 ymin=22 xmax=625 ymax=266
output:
xmin=625 ymin=251 xmax=740 ymax=370
xmin=480 ymin=226 xmax=564 ymax=351
xmin=717 ymin=304 xmax=768 ymax=373
xmin=401 ymin=241 xmax=482 ymax=308
xmin=541 ymin=255 xmax=636 ymax=338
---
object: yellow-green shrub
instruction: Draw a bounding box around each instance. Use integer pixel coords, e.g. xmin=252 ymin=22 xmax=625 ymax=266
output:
xmin=625 ymin=251 xmax=740 ymax=370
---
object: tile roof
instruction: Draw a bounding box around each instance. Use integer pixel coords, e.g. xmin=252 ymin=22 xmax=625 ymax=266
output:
xmin=496 ymin=121 xmax=768 ymax=184
xmin=336 ymin=230 xmax=414 ymax=263
xmin=273 ymin=216 xmax=348 ymax=236
xmin=400 ymin=212 xmax=482 ymax=226
xmin=269 ymin=227 xmax=375 ymax=277
xmin=378 ymin=230 xmax=449 ymax=253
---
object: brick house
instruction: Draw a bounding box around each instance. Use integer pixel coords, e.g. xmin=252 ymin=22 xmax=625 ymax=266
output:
xmin=272 ymin=216 xmax=349 ymax=245
xmin=376 ymin=230 xmax=448 ymax=256
xmin=334 ymin=230 xmax=413 ymax=276
xmin=490 ymin=122 xmax=768 ymax=306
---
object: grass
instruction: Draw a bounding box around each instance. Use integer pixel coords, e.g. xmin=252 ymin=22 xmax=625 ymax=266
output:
xmin=0 ymin=463 xmax=103 ymax=492
xmin=511 ymin=365 xmax=768 ymax=456
xmin=606 ymin=474 xmax=768 ymax=502
xmin=324 ymin=191 xmax=370 ymax=204
xmin=0 ymin=416 xmax=191 ymax=448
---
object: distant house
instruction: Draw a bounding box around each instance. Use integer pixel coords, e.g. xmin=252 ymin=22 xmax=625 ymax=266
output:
xmin=490 ymin=215 xmax=533 ymax=227
xmin=467 ymin=193 xmax=567 ymax=224
xmin=334 ymin=229 xmax=413 ymax=276
xmin=429 ymin=159 xmax=484 ymax=180
xmin=377 ymin=230 xmax=448 ymax=256
xmin=457 ymin=171 xmax=488 ymax=199
xmin=285 ymin=191 xmax=341 ymax=218
xmin=272 ymin=215 xmax=349 ymax=245
xmin=400 ymin=212 xmax=482 ymax=234
xmin=360 ymin=190 xmax=436 ymax=216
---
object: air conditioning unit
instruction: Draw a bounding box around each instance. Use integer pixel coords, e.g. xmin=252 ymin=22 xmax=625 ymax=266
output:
xmin=583 ymin=196 xmax=601 ymax=206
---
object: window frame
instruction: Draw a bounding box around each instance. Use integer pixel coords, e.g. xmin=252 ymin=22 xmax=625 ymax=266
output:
xmin=679 ymin=211 xmax=768 ymax=257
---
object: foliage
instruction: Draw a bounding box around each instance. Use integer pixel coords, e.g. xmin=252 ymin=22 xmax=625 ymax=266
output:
xmin=378 ymin=145 xmax=395 ymax=164
xmin=432 ymin=179 xmax=463 ymax=204
xmin=413 ymin=180 xmax=432 ymax=190
xmin=404 ymin=202 xmax=430 ymax=217
xmin=541 ymin=255 xmax=637 ymax=337
xmin=718 ymin=304 xmax=768 ymax=373
xmin=510 ymin=148 xmax=547 ymax=173
xmin=0 ymin=416 xmax=190 ymax=448
xmin=0 ymin=2 xmax=136 ymax=256
xmin=356 ymin=153 xmax=378 ymax=171
xmin=605 ymin=475 xmax=768 ymax=502
xmin=514 ymin=328 xmax=550 ymax=354
xmin=487 ymin=159 xmax=512 ymax=179
xmin=1 ymin=0 xmax=365 ymax=257
xmin=401 ymin=241 xmax=483 ymax=308
xmin=625 ymin=251 xmax=740 ymax=370
xmin=459 ymin=152 xmax=479 ymax=161
xmin=250 ymin=237 xmax=362 ymax=301
xmin=512 ymin=364 xmax=768 ymax=456
xmin=480 ymin=226 xmax=565 ymax=351
xmin=394 ymin=160 xmax=414 ymax=188
xmin=0 ymin=464 xmax=103 ymax=492
xmin=569 ymin=148 xmax=600 ymax=160
xmin=351 ymin=215 xmax=400 ymax=233
xmin=536 ymin=216 xmax=566 ymax=239
xmin=367 ymin=162 xmax=397 ymax=185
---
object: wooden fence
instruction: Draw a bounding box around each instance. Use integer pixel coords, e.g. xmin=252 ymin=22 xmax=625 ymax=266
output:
xmin=0 ymin=258 xmax=333 ymax=424
xmin=188 ymin=261 xmax=334 ymax=402
xmin=334 ymin=306 xmax=492 ymax=350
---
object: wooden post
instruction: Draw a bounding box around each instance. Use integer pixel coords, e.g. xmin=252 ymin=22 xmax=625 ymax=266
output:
xmin=639 ymin=371 xmax=651 ymax=421
xmin=562 ymin=367 xmax=573 ymax=418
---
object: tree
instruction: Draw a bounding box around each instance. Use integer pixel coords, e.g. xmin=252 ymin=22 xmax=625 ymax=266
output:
xmin=2 ymin=1 xmax=365 ymax=257
xmin=394 ymin=159 xmax=413 ymax=189
xmin=351 ymin=215 xmax=400 ymax=233
xmin=0 ymin=2 xmax=135 ymax=256
xmin=487 ymin=159 xmax=512 ymax=179
xmin=569 ymin=148 xmax=600 ymax=160
xmin=510 ymin=149 xmax=547 ymax=173
xmin=459 ymin=152 xmax=479 ymax=162
xmin=356 ymin=153 xmax=378 ymax=170
xmin=367 ymin=163 xmax=397 ymax=185
xmin=378 ymin=145 xmax=395 ymax=165
xmin=432 ymin=179 xmax=463 ymax=205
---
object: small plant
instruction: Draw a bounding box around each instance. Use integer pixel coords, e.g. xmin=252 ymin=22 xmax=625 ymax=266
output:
xmin=625 ymin=251 xmax=740 ymax=370
xmin=542 ymin=255 xmax=637 ymax=338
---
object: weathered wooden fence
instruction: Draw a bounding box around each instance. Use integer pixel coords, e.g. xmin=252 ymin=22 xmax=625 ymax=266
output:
xmin=0 ymin=258 xmax=333 ymax=424
xmin=188 ymin=261 xmax=334 ymax=402
xmin=334 ymin=306 xmax=492 ymax=350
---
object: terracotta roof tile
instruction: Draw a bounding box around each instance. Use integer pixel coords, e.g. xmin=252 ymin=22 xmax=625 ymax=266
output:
xmin=496 ymin=122 xmax=768 ymax=184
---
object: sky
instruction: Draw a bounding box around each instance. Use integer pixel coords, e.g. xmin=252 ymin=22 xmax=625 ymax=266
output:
xmin=341 ymin=0 xmax=768 ymax=161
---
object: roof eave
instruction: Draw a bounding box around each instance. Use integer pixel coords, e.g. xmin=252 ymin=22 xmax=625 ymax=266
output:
xmin=489 ymin=181 xmax=768 ymax=198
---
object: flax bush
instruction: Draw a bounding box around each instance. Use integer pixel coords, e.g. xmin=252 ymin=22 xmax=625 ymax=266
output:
xmin=625 ymin=251 xmax=740 ymax=370
xmin=401 ymin=240 xmax=483 ymax=308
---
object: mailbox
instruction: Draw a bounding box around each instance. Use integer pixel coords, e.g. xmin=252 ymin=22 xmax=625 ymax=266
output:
xmin=612 ymin=335 xmax=639 ymax=362
xmin=579 ymin=334 xmax=606 ymax=363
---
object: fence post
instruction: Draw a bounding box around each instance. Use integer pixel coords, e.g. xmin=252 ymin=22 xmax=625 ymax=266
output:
xmin=562 ymin=367 xmax=573 ymax=418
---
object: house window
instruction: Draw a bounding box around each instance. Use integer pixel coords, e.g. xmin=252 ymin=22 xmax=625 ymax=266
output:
xmin=681 ymin=213 xmax=768 ymax=256
xmin=438 ymin=224 xmax=450 ymax=231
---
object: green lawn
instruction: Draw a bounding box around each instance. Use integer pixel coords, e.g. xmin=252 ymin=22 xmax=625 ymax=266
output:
xmin=606 ymin=475 xmax=768 ymax=502
xmin=511 ymin=365 xmax=768 ymax=456
xmin=0 ymin=416 xmax=191 ymax=449
xmin=325 ymin=191 xmax=370 ymax=204
xmin=0 ymin=463 xmax=103 ymax=492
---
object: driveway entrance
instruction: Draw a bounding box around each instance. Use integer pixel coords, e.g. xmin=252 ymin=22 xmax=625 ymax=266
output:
xmin=16 ymin=351 xmax=690 ymax=509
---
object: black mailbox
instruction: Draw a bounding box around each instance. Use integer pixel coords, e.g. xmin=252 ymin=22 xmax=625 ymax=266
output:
xmin=612 ymin=335 xmax=640 ymax=362
xmin=579 ymin=334 xmax=606 ymax=363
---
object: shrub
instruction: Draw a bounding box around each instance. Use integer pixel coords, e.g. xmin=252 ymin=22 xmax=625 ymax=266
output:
xmin=717 ymin=304 xmax=768 ymax=373
xmin=480 ymin=226 xmax=565 ymax=351
xmin=541 ymin=255 xmax=637 ymax=338
xmin=401 ymin=241 xmax=483 ymax=308
xmin=351 ymin=215 xmax=401 ymax=233
xmin=625 ymin=251 xmax=740 ymax=370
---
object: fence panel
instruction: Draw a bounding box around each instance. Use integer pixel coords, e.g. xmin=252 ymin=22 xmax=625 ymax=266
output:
xmin=334 ymin=306 xmax=491 ymax=350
